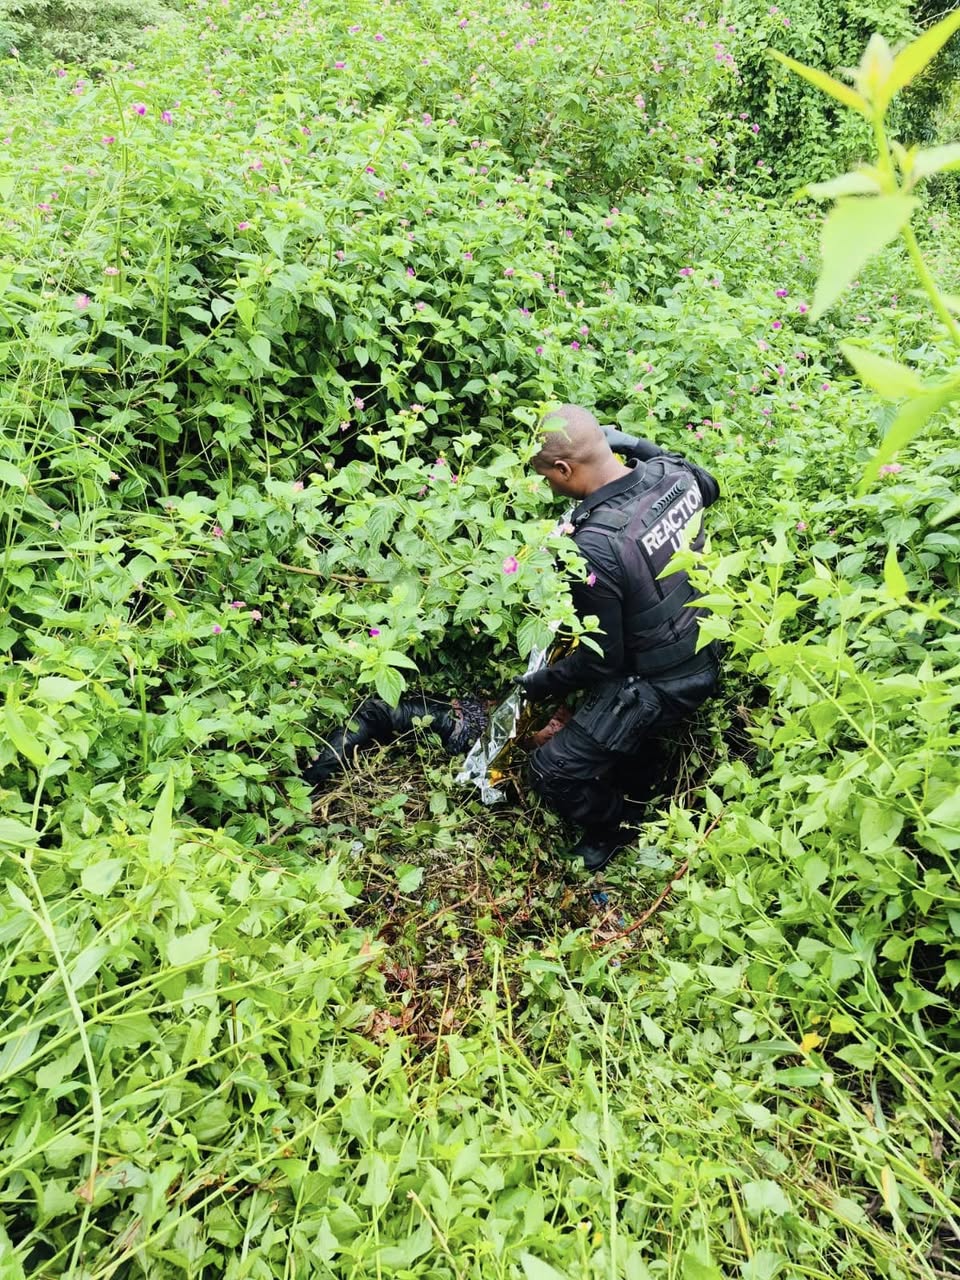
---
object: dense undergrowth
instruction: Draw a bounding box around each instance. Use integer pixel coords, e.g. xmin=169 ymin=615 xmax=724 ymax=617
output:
xmin=0 ymin=1 xmax=959 ymax=1277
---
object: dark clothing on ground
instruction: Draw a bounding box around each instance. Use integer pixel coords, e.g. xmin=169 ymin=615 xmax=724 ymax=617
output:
xmin=304 ymin=696 xmax=487 ymax=787
xmin=527 ymin=431 xmax=721 ymax=833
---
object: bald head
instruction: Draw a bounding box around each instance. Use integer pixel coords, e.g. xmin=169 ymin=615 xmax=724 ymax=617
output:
xmin=533 ymin=405 xmax=611 ymax=470
xmin=530 ymin=404 xmax=630 ymax=500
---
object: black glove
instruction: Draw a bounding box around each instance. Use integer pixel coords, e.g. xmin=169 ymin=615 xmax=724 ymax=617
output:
xmin=602 ymin=425 xmax=644 ymax=457
xmin=512 ymin=670 xmax=554 ymax=703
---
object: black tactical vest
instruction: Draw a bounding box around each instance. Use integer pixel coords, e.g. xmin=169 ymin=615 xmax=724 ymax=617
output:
xmin=574 ymin=456 xmax=708 ymax=675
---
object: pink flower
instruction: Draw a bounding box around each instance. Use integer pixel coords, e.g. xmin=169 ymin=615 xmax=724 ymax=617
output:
xmin=374 ymin=32 xmax=385 ymax=41
xmin=104 ymin=266 xmax=120 ymax=276
xmin=750 ymin=122 xmax=760 ymax=135
xmin=354 ymin=396 xmax=365 ymax=410
xmin=502 ymin=555 xmax=519 ymax=574
xmin=797 ymin=302 xmax=809 ymax=314
xmin=796 ymin=521 xmax=807 ymax=532
xmin=212 ymin=624 xmax=223 ymax=634
xmin=368 ymin=627 xmax=381 ymax=636
xmin=586 ymin=572 xmax=597 ymax=586
xmin=237 ymin=220 xmax=251 ymax=230
xmin=292 ymin=480 xmax=304 ymax=491
xmin=229 ymin=600 xmax=246 ymax=609
xmin=535 ymin=345 xmax=544 ymax=355
xmin=880 ymin=463 xmax=903 ymax=475
xmin=75 ymin=294 xmax=90 ymax=310
xmin=132 ymin=103 xmax=147 ymax=116
xmin=161 ymin=110 xmax=173 ymax=125
xmin=503 ymin=267 xmax=515 ymax=277
xmin=771 ymin=320 xmax=782 ymax=330
xmin=334 ymin=61 xmax=346 ymax=69
xmin=406 ymin=266 xmax=415 ymax=276
xmin=775 ymin=288 xmax=788 ymax=298
xmin=678 ymin=266 xmax=694 ymax=277
xmin=821 ymin=382 xmax=831 ymax=391
xmin=570 ymin=340 xmax=580 ymax=350
xmin=101 ymin=135 xmax=116 ymax=145
xmin=251 ymin=609 xmax=262 ymax=621
xmin=212 ymin=525 xmax=223 ymax=538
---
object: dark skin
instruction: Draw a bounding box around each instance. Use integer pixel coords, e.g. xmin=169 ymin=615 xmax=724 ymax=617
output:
xmin=531 ymin=405 xmax=631 ymax=499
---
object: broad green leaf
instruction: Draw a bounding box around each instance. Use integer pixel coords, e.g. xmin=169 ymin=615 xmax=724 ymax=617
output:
xmin=910 ymin=142 xmax=960 ymax=180
xmin=926 ymin=792 xmax=960 ymax=830
xmin=680 ymin=1243 xmax=723 ymax=1280
xmin=883 ymin=544 xmax=909 ymax=600
xmin=770 ymin=51 xmax=870 ymax=116
xmin=813 ymin=196 xmax=918 ymax=320
xmin=166 ymin=923 xmax=216 ymax=968
xmin=854 ymin=34 xmax=894 ymax=108
xmin=885 ymin=10 xmax=960 ymax=105
xmin=4 ymin=706 xmax=47 ymax=769
xmin=806 ymin=171 xmax=881 ymax=200
xmin=836 ymin=1042 xmax=878 ymax=1070
xmin=521 ymin=1255 xmax=568 ymax=1280
xmin=0 ymin=818 xmax=39 ymax=845
xmin=36 ymin=676 xmax=84 ymax=702
xmin=742 ymin=1180 xmax=793 ymax=1220
xmin=373 ymin=663 xmax=405 ymax=705
xmin=0 ymin=460 xmax=28 ymax=488
xmin=840 ymin=343 xmax=923 ymax=400
xmin=639 ymin=1012 xmax=665 ymax=1048
xmin=69 ymin=941 xmax=110 ymax=988
xmin=930 ymin=494 xmax=960 ymax=526
xmin=81 ymin=858 xmax=125 ymax=896
xmin=396 ymin=864 xmax=424 ymax=893
xmin=859 ymin=379 xmax=960 ymax=490
xmin=148 ymin=775 xmax=176 ymax=862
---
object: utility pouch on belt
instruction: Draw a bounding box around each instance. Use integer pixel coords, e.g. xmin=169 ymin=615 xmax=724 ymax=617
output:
xmin=573 ymin=677 xmax=661 ymax=754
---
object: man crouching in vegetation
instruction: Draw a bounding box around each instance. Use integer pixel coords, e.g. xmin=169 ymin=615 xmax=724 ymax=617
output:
xmin=515 ymin=405 xmax=721 ymax=871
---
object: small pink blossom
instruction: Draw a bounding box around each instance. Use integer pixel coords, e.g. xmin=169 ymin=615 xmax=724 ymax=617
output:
xmin=771 ymin=320 xmax=782 ymax=330
xmin=251 ymin=609 xmax=262 ymax=621
xmin=161 ymin=110 xmax=173 ymax=125
xmin=880 ymin=463 xmax=903 ymax=475
xmin=292 ymin=480 xmax=304 ymax=491
xmin=502 ymin=555 xmax=519 ymax=574
xmin=797 ymin=302 xmax=809 ymax=314
xmin=131 ymin=103 xmax=147 ymax=116
xmin=796 ymin=521 xmax=807 ymax=532
xmin=586 ymin=572 xmax=597 ymax=586
xmin=503 ymin=267 xmax=515 ymax=277
xmin=229 ymin=600 xmax=246 ymax=609
xmin=368 ymin=627 xmax=381 ymax=636
xmin=101 ymin=135 xmax=116 ymax=145
xmin=212 ymin=624 xmax=223 ymax=634
xmin=678 ymin=266 xmax=694 ymax=277
xmin=374 ymin=32 xmax=385 ymax=41
xmin=775 ymin=288 xmax=788 ymax=298
xmin=212 ymin=525 xmax=223 ymax=538
xmin=75 ymin=294 xmax=90 ymax=310
xmin=104 ymin=266 xmax=120 ymax=276
xmin=334 ymin=61 xmax=346 ymax=69
xmin=570 ymin=340 xmax=580 ymax=350
xmin=354 ymin=396 xmax=365 ymax=410
xmin=237 ymin=220 xmax=251 ymax=230
xmin=821 ymin=382 xmax=831 ymax=391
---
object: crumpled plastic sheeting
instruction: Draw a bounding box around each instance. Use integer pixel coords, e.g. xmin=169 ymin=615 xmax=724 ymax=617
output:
xmin=456 ymin=644 xmax=549 ymax=805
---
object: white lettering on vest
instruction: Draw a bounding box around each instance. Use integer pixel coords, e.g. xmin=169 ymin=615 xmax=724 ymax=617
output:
xmin=640 ymin=486 xmax=702 ymax=556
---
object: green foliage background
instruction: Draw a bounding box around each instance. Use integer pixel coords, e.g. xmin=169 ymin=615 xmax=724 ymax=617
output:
xmin=0 ymin=1 xmax=958 ymax=1277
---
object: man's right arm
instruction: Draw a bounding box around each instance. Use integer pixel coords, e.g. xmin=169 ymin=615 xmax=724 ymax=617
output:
xmin=603 ymin=425 xmax=720 ymax=508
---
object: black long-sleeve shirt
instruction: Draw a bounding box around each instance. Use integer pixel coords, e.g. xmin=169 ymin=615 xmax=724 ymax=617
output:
xmin=541 ymin=436 xmax=720 ymax=696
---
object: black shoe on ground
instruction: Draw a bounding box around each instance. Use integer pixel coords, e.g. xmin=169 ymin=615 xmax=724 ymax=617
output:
xmin=571 ymin=825 xmax=629 ymax=872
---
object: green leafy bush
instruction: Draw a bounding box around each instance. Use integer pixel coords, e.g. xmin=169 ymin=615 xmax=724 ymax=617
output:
xmin=0 ymin=2 xmax=959 ymax=1277
xmin=0 ymin=0 xmax=176 ymax=68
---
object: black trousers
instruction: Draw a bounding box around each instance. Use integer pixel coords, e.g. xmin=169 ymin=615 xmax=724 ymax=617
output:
xmin=527 ymin=650 xmax=720 ymax=832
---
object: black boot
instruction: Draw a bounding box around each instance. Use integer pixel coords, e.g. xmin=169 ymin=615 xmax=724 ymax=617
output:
xmin=571 ymin=824 xmax=629 ymax=872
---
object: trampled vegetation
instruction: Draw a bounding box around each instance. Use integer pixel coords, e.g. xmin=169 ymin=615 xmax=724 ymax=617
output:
xmin=0 ymin=1 xmax=959 ymax=1277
